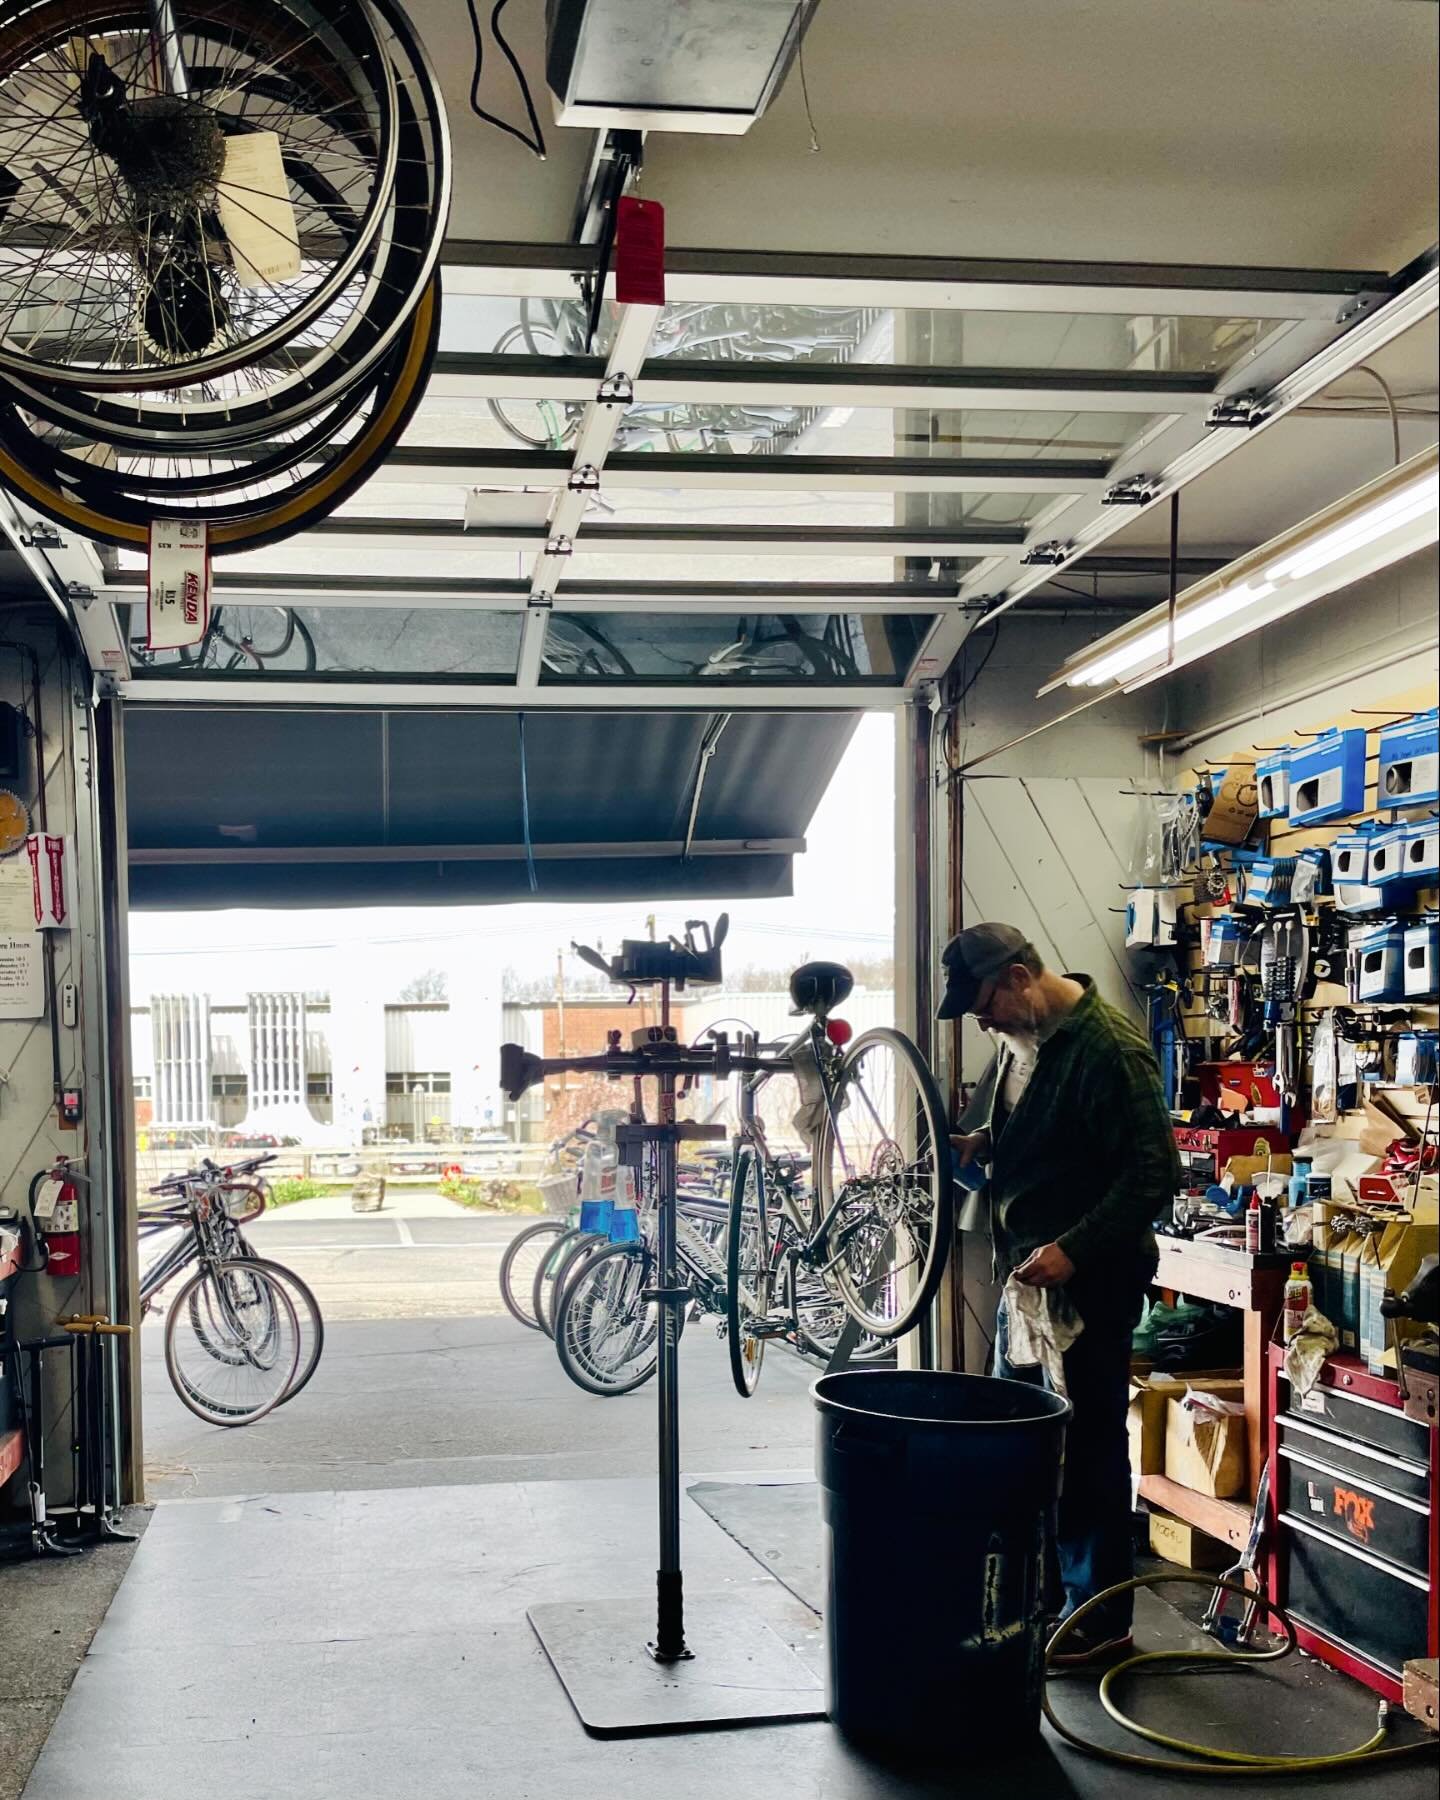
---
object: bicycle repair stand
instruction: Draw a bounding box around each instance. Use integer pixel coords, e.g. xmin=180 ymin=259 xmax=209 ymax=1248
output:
xmin=513 ymin=920 xmax=824 ymax=1736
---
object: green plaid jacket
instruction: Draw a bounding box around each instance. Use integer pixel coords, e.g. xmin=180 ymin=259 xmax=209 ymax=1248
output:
xmin=960 ymin=977 xmax=1179 ymax=1287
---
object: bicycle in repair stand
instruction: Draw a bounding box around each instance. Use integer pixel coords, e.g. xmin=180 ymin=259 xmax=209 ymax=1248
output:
xmin=499 ymin=915 xmax=950 ymax=1713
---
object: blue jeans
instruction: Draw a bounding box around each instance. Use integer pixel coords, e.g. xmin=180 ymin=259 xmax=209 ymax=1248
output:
xmin=994 ymin=1285 xmax=1142 ymax=1638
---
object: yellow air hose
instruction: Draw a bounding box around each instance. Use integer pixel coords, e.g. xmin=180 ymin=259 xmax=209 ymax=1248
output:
xmin=1043 ymin=1574 xmax=1439 ymax=1776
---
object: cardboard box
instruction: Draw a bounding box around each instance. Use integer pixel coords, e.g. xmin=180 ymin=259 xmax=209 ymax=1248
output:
xmin=1149 ymin=1509 xmax=1233 ymax=1571
xmin=1205 ymin=763 xmax=1260 ymax=846
xmin=1130 ymin=1375 xmax=1243 ymax=1478
xmin=1165 ymin=1393 xmax=1246 ymax=1498
xmin=1403 ymin=1658 xmax=1439 ymax=1734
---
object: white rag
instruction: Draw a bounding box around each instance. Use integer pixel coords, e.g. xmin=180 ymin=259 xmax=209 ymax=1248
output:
xmin=1285 ymin=1305 xmax=1338 ymax=1403
xmin=1002 ymin=1275 xmax=1084 ymax=1395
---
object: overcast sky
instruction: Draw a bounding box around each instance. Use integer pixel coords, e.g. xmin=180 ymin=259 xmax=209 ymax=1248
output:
xmin=128 ymin=712 xmax=897 ymax=1002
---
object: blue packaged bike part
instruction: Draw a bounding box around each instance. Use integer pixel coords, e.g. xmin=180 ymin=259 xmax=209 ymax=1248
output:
xmin=1402 ymin=816 xmax=1440 ymax=884
xmin=1293 ymin=845 xmax=1331 ymax=901
xmin=1368 ymin=819 xmax=1412 ymax=884
xmin=1404 ymin=916 xmax=1438 ymax=1000
xmin=1288 ymin=729 xmax=1367 ymax=826
xmin=1378 ymin=708 xmax=1439 ymax=810
xmin=1204 ymin=914 xmax=1245 ymax=967
xmin=1241 ymin=856 xmax=1295 ymax=908
xmin=1332 ymin=823 xmax=1389 ymax=913
xmin=1349 ymin=920 xmax=1408 ymax=1004
xmin=1255 ymin=748 xmax=1293 ymax=820
xmin=1394 ymin=1030 xmax=1440 ymax=1087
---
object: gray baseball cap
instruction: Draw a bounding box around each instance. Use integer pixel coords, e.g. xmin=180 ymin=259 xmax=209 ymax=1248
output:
xmin=936 ymin=923 xmax=1036 ymax=1020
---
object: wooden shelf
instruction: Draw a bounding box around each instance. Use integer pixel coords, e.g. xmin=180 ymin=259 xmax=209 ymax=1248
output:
xmin=0 ymin=1427 xmax=22 ymax=1489
xmin=1138 ymin=1474 xmax=1251 ymax=1549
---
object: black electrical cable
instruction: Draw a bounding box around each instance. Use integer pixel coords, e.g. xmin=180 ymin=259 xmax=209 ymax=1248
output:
xmin=466 ymin=0 xmax=547 ymax=158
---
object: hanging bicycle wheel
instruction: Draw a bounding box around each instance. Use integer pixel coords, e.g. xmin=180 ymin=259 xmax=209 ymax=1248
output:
xmin=725 ymin=1147 xmax=779 ymax=1398
xmin=499 ymin=1217 xmax=566 ymax=1331
xmin=1 ymin=0 xmax=448 ymax=454
xmin=0 ymin=0 xmax=400 ymax=391
xmin=553 ymin=1241 xmax=661 ymax=1397
xmin=0 ymin=274 xmax=439 ymax=552
xmin=814 ymin=1028 xmax=953 ymax=1339
xmin=163 ymin=1257 xmax=301 ymax=1425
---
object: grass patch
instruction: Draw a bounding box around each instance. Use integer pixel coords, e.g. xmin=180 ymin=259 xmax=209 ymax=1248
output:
xmin=439 ymin=1176 xmax=545 ymax=1214
xmin=267 ymin=1177 xmax=350 ymax=1209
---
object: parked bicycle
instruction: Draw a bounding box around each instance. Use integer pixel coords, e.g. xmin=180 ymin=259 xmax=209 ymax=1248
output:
xmin=138 ymin=1154 xmax=324 ymax=1427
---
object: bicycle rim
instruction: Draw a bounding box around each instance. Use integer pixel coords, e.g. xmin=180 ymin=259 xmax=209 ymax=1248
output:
xmin=499 ymin=1218 xmax=565 ymax=1331
xmin=0 ymin=0 xmax=399 ymax=390
xmin=816 ymin=1028 xmax=953 ymax=1339
xmin=725 ymin=1148 xmax=774 ymax=1398
xmin=164 ymin=1259 xmax=301 ymax=1425
xmin=233 ymin=1248 xmax=325 ymax=1404
xmin=554 ymin=1243 xmax=658 ymax=1396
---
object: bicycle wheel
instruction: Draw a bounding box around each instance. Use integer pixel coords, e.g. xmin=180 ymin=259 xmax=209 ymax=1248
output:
xmin=814 ymin=1028 xmax=953 ymax=1339
xmin=553 ymin=1241 xmax=660 ymax=1396
xmin=230 ymin=1247 xmax=325 ymax=1404
xmin=725 ymin=1147 xmax=778 ymax=1398
xmin=531 ymin=1226 xmax=602 ymax=1338
xmin=0 ymin=0 xmax=399 ymax=390
xmin=163 ymin=1258 xmax=301 ymax=1426
xmin=499 ymin=1217 xmax=565 ymax=1331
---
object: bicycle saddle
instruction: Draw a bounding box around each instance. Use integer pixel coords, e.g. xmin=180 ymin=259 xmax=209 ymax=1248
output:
xmin=788 ymin=961 xmax=853 ymax=1018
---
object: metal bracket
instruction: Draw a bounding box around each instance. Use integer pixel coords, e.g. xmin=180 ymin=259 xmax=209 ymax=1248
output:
xmin=66 ymin=582 xmax=96 ymax=608
xmin=1021 ymin=541 xmax=1072 ymax=567
xmin=568 ymin=464 xmax=601 ymax=492
xmin=597 ymin=373 xmax=634 ymax=406
xmin=1205 ymin=391 xmax=1268 ymax=430
xmin=528 ymin=591 xmax=554 ymax=612
xmin=94 ymin=673 xmax=119 ymax=700
xmin=544 ymin=534 xmax=574 ymax=558
xmin=22 ymin=521 xmax=62 ymax=549
xmin=1102 ymin=474 xmax=1157 ymax=507
xmin=1336 ymin=287 xmax=1388 ymax=327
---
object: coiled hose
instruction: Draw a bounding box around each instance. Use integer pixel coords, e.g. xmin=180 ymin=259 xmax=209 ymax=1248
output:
xmin=1044 ymin=1573 xmax=1439 ymax=1776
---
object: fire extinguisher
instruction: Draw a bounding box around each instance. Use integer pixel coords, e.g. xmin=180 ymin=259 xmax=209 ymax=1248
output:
xmin=26 ymin=1160 xmax=83 ymax=1279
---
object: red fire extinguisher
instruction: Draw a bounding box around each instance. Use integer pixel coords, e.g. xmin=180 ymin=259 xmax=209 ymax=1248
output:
xmin=27 ymin=1160 xmax=82 ymax=1278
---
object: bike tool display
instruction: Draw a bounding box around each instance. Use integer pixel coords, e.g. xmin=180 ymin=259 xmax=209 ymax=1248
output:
xmin=500 ymin=917 xmax=825 ymax=1735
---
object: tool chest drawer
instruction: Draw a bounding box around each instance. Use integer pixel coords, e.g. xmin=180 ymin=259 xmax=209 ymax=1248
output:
xmin=1276 ymin=1415 xmax=1430 ymax=1504
xmin=1280 ymin=1514 xmax=1430 ymax=1678
xmin=1278 ymin=1442 xmax=1430 ymax=1575
xmin=1280 ymin=1372 xmax=1431 ymax=1464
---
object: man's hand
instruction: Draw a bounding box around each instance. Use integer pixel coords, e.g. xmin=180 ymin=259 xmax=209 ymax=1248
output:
xmin=1013 ymin=1243 xmax=1076 ymax=1288
xmin=950 ymin=1129 xmax=990 ymax=1167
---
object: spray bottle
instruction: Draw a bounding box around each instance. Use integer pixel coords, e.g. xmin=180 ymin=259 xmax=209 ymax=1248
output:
xmin=578 ymin=1109 xmax=623 ymax=1235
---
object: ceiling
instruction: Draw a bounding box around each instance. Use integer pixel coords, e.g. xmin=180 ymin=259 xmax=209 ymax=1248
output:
xmin=1 ymin=0 xmax=1435 ymax=719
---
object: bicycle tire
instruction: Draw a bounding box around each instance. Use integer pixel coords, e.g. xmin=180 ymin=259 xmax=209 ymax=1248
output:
xmin=163 ymin=1259 xmax=301 ymax=1426
xmin=553 ymin=1241 xmax=669 ymax=1397
xmin=231 ymin=1247 xmax=325 ymax=1404
xmin=531 ymin=1226 xmax=593 ymax=1338
xmin=2 ymin=0 xmax=448 ymax=449
xmin=537 ymin=1229 xmax=609 ymax=1339
xmin=814 ymin=1027 xmax=954 ymax=1340
xmin=0 ymin=0 xmax=401 ymax=391
xmin=725 ymin=1147 xmax=775 ymax=1398
xmin=0 ymin=276 xmax=439 ymax=553
xmin=499 ymin=1217 xmax=566 ymax=1331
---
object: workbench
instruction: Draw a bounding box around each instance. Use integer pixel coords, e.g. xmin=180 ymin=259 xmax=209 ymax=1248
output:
xmin=1140 ymin=1233 xmax=1290 ymax=1549
xmin=1 ymin=1227 xmax=22 ymax=1490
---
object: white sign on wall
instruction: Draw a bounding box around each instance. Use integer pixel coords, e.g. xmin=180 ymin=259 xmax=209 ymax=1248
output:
xmin=0 ymin=932 xmax=43 ymax=1019
xmin=147 ymin=519 xmax=211 ymax=650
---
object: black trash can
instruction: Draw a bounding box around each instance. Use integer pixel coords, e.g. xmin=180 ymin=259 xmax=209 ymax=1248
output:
xmin=813 ymin=1368 xmax=1070 ymax=1757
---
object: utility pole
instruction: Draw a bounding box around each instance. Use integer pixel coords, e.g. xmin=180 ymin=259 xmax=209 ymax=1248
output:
xmin=556 ymin=949 xmax=567 ymax=1090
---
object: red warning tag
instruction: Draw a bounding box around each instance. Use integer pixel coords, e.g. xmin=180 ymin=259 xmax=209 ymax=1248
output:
xmin=615 ymin=196 xmax=665 ymax=305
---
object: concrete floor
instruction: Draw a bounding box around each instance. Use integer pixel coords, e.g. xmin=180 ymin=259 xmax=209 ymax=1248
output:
xmin=19 ymin=1476 xmax=1438 ymax=1800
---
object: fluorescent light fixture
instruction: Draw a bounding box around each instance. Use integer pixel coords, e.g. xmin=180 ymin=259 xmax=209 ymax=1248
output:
xmin=1042 ymin=446 xmax=1439 ymax=697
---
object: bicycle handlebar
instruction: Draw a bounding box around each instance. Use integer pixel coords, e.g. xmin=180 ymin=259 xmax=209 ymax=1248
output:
xmin=146 ymin=1151 xmax=277 ymax=1193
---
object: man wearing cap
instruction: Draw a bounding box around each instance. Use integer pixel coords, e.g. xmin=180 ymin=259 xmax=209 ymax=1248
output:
xmin=938 ymin=923 xmax=1179 ymax=1663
